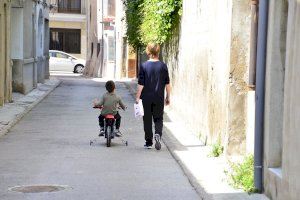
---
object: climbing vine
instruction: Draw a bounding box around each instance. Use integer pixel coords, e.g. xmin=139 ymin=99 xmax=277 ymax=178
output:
xmin=123 ymin=0 xmax=182 ymax=49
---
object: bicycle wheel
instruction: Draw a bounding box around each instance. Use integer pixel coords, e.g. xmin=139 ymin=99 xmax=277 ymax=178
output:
xmin=106 ymin=126 xmax=111 ymax=147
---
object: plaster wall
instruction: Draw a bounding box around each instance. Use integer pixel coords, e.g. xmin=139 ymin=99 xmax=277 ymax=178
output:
xmin=275 ymin=0 xmax=300 ymax=199
xmin=162 ymin=0 xmax=253 ymax=154
xmin=11 ymin=0 xmax=50 ymax=94
xmin=263 ymin=0 xmax=287 ymax=199
xmin=0 ymin=1 xmax=12 ymax=105
xmin=84 ymin=0 xmax=102 ymax=77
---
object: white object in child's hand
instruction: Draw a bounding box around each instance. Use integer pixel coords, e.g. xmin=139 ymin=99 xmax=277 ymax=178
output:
xmin=134 ymin=99 xmax=144 ymax=118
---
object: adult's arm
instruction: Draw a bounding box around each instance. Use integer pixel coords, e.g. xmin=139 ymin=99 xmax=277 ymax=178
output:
xmin=165 ymin=84 xmax=171 ymax=105
xmin=165 ymin=64 xmax=171 ymax=105
xmin=135 ymin=84 xmax=144 ymax=104
xmin=136 ymin=64 xmax=145 ymax=103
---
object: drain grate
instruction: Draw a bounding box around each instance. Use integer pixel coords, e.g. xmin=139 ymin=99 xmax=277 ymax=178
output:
xmin=9 ymin=185 xmax=68 ymax=193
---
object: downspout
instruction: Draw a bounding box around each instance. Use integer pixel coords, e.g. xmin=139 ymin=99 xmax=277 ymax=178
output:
xmin=254 ymin=0 xmax=269 ymax=192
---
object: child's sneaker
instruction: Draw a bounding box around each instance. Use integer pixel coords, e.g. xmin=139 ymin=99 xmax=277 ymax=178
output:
xmin=154 ymin=134 xmax=161 ymax=150
xmin=114 ymin=129 xmax=122 ymax=137
xmin=99 ymin=128 xmax=104 ymax=137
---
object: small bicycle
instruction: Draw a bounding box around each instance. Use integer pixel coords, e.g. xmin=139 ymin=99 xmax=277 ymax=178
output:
xmin=90 ymin=106 xmax=128 ymax=147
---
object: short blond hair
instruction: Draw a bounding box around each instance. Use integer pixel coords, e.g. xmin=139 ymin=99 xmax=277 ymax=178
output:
xmin=146 ymin=43 xmax=160 ymax=58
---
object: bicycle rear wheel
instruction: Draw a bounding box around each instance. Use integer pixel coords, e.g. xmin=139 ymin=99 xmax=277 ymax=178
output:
xmin=106 ymin=126 xmax=111 ymax=147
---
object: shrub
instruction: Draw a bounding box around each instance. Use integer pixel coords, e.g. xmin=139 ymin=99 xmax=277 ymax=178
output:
xmin=209 ymin=141 xmax=224 ymax=157
xmin=226 ymin=155 xmax=256 ymax=193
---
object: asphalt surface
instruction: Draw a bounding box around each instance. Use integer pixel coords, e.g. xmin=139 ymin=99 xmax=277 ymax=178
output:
xmin=0 ymin=75 xmax=200 ymax=200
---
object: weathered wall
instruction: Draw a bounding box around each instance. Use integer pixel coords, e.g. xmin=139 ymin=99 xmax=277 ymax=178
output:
xmin=265 ymin=0 xmax=300 ymax=200
xmin=226 ymin=0 xmax=252 ymax=155
xmin=162 ymin=0 xmax=252 ymax=154
xmin=263 ymin=0 xmax=288 ymax=199
xmin=83 ymin=0 xmax=104 ymax=77
xmin=0 ymin=1 xmax=12 ymax=106
xmin=11 ymin=0 xmax=50 ymax=94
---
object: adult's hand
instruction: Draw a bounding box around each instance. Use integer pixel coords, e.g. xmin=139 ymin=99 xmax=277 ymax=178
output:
xmin=165 ymin=97 xmax=170 ymax=106
xmin=135 ymin=98 xmax=140 ymax=104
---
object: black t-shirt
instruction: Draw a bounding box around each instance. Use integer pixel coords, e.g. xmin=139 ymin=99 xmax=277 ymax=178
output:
xmin=138 ymin=60 xmax=170 ymax=102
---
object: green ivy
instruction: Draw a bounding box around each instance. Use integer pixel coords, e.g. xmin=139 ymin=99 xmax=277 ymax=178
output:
xmin=123 ymin=0 xmax=182 ymax=49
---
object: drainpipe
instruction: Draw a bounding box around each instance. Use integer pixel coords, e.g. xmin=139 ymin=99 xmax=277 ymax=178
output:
xmin=254 ymin=0 xmax=269 ymax=192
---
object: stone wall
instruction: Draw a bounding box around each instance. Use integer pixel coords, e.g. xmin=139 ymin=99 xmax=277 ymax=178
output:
xmin=162 ymin=0 xmax=253 ymax=154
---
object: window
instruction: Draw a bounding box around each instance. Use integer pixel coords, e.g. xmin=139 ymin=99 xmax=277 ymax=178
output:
xmin=108 ymin=0 xmax=115 ymax=17
xmin=58 ymin=0 xmax=81 ymax=14
xmin=56 ymin=52 xmax=68 ymax=59
xmin=97 ymin=43 xmax=101 ymax=56
xmin=91 ymin=43 xmax=93 ymax=58
xmin=108 ymin=36 xmax=115 ymax=61
xmin=50 ymin=29 xmax=81 ymax=54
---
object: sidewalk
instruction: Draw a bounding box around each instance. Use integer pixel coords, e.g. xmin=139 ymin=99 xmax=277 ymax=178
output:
xmin=123 ymin=80 xmax=269 ymax=200
xmin=0 ymin=78 xmax=61 ymax=137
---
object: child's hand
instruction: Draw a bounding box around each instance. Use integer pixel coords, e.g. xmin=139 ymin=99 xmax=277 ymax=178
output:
xmin=93 ymin=99 xmax=98 ymax=106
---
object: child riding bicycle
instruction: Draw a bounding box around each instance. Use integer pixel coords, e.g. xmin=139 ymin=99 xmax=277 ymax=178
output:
xmin=93 ymin=81 xmax=126 ymax=137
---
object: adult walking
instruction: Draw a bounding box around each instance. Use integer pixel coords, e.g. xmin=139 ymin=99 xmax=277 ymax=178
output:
xmin=135 ymin=43 xmax=171 ymax=150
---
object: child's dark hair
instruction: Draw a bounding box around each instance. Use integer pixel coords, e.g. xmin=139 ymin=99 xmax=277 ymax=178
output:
xmin=105 ymin=80 xmax=115 ymax=93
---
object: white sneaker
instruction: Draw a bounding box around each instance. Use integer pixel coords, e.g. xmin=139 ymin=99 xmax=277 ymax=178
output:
xmin=114 ymin=129 xmax=122 ymax=137
xmin=154 ymin=134 xmax=161 ymax=150
xmin=99 ymin=129 xmax=104 ymax=137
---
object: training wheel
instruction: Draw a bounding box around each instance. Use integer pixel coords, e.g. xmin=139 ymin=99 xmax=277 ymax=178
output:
xmin=125 ymin=141 xmax=128 ymax=146
xmin=90 ymin=140 xmax=93 ymax=146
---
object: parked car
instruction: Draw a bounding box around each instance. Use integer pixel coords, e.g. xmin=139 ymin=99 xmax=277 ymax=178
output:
xmin=49 ymin=50 xmax=85 ymax=73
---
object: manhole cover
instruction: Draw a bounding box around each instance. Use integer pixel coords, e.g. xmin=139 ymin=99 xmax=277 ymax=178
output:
xmin=9 ymin=185 xmax=68 ymax=193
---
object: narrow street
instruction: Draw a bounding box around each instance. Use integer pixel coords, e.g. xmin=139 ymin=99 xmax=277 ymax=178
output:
xmin=0 ymin=75 xmax=200 ymax=200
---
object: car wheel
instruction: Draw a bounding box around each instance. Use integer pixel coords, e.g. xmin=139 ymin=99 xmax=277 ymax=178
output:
xmin=74 ymin=65 xmax=84 ymax=73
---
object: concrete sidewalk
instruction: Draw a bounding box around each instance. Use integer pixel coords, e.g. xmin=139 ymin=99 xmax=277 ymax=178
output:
xmin=0 ymin=78 xmax=61 ymax=137
xmin=123 ymin=80 xmax=269 ymax=200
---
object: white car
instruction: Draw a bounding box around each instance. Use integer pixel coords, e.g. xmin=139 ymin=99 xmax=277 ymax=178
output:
xmin=49 ymin=50 xmax=85 ymax=73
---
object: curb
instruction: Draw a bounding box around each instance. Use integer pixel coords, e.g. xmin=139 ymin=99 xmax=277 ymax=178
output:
xmin=122 ymin=81 xmax=210 ymax=199
xmin=162 ymin=129 xmax=212 ymax=200
xmin=0 ymin=80 xmax=62 ymax=137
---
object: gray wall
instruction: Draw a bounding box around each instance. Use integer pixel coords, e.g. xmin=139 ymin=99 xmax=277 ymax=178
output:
xmin=11 ymin=0 xmax=50 ymax=94
xmin=264 ymin=0 xmax=300 ymax=199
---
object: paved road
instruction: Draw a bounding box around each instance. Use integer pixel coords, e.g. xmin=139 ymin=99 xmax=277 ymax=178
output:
xmin=0 ymin=75 xmax=200 ymax=200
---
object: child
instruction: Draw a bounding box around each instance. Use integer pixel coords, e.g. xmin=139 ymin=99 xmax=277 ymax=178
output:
xmin=94 ymin=80 xmax=126 ymax=137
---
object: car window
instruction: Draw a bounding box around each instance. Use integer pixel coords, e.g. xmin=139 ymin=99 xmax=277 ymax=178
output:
xmin=56 ymin=53 xmax=68 ymax=59
xmin=49 ymin=52 xmax=57 ymax=57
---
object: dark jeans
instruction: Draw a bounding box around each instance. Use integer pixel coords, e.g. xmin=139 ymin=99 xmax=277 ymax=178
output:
xmin=98 ymin=112 xmax=121 ymax=129
xmin=142 ymin=100 xmax=164 ymax=145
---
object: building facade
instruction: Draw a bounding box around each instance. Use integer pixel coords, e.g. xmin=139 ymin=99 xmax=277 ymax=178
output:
xmin=84 ymin=0 xmax=136 ymax=79
xmin=0 ymin=0 xmax=12 ymax=106
xmin=0 ymin=0 xmax=51 ymax=100
xmin=49 ymin=0 xmax=87 ymax=60
xmin=10 ymin=0 xmax=50 ymax=94
xmin=263 ymin=0 xmax=300 ymax=199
